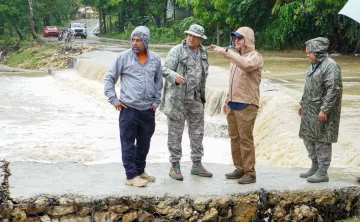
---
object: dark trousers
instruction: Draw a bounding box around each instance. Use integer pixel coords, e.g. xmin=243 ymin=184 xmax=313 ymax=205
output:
xmin=119 ymin=106 xmax=155 ymax=180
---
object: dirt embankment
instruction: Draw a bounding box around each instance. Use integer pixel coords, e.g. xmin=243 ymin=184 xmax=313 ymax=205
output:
xmin=0 ymin=43 xmax=96 ymax=72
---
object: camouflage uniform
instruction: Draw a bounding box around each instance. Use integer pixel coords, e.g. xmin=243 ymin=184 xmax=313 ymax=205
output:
xmin=161 ymin=40 xmax=209 ymax=162
xmin=300 ymin=37 xmax=342 ymax=175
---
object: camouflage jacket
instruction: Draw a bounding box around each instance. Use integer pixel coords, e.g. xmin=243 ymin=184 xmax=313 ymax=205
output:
xmin=160 ymin=40 xmax=209 ymax=121
xmin=299 ymin=37 xmax=343 ymax=143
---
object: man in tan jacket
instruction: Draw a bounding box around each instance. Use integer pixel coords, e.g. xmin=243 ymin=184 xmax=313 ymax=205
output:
xmin=211 ymin=26 xmax=263 ymax=184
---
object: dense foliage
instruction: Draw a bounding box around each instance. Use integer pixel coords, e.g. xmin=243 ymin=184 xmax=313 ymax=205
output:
xmin=179 ymin=0 xmax=359 ymax=52
xmin=258 ymin=0 xmax=360 ymax=51
xmin=0 ymin=0 xmax=359 ymax=52
xmin=0 ymin=0 xmax=80 ymax=43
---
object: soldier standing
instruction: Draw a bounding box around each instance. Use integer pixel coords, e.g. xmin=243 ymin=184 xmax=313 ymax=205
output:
xmin=298 ymin=37 xmax=343 ymax=183
xmin=161 ymin=24 xmax=212 ymax=181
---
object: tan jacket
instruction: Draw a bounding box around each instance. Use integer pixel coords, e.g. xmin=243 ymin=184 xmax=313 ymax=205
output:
xmin=224 ymin=27 xmax=263 ymax=107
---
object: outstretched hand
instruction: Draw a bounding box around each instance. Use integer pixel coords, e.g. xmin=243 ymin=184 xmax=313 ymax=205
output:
xmin=210 ymin=45 xmax=226 ymax=54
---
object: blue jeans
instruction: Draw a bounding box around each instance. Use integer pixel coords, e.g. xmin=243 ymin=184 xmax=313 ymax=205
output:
xmin=119 ymin=106 xmax=155 ymax=179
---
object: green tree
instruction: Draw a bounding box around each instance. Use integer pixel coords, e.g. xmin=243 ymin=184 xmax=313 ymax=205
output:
xmin=260 ymin=0 xmax=359 ymax=51
xmin=35 ymin=0 xmax=80 ymax=26
xmin=81 ymin=0 xmax=110 ymax=34
xmin=177 ymin=0 xmax=229 ymax=45
xmin=226 ymin=0 xmax=272 ymax=32
xmin=0 ymin=0 xmax=29 ymax=40
xmin=28 ymin=0 xmax=39 ymax=40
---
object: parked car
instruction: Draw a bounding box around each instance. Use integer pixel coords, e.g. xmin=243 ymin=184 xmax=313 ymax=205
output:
xmin=43 ymin=26 xmax=60 ymax=37
xmin=68 ymin=23 xmax=87 ymax=39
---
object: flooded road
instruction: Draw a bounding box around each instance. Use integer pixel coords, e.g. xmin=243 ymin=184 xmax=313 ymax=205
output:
xmin=1 ymin=48 xmax=359 ymax=170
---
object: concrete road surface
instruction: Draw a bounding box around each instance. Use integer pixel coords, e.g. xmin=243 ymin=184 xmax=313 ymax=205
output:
xmin=8 ymin=162 xmax=359 ymax=200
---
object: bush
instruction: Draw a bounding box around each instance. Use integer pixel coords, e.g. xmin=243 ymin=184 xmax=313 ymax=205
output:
xmin=104 ymin=26 xmax=182 ymax=44
xmin=0 ymin=37 xmax=18 ymax=48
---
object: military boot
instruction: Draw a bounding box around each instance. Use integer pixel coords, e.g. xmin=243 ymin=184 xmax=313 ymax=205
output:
xmin=191 ymin=161 xmax=213 ymax=177
xmin=300 ymin=160 xmax=318 ymax=178
xmin=307 ymin=168 xmax=329 ymax=183
xmin=169 ymin=162 xmax=183 ymax=181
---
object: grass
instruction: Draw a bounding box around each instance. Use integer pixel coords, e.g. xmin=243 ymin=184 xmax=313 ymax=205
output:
xmin=7 ymin=44 xmax=61 ymax=69
xmin=103 ymin=26 xmax=182 ymax=44
xmin=4 ymin=41 xmax=96 ymax=70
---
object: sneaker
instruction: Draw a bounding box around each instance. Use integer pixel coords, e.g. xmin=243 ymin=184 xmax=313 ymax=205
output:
xmin=191 ymin=161 xmax=213 ymax=177
xmin=225 ymin=169 xmax=245 ymax=179
xmin=139 ymin=172 xmax=156 ymax=182
xmin=238 ymin=174 xmax=256 ymax=184
xmin=169 ymin=162 xmax=183 ymax=181
xmin=125 ymin=176 xmax=148 ymax=187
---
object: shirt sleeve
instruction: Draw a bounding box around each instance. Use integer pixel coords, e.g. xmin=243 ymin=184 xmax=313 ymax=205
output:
xmin=224 ymin=50 xmax=263 ymax=72
xmin=104 ymin=55 xmax=122 ymax=106
xmin=320 ymin=63 xmax=342 ymax=113
xmin=162 ymin=46 xmax=180 ymax=84
xmin=152 ymin=57 xmax=163 ymax=107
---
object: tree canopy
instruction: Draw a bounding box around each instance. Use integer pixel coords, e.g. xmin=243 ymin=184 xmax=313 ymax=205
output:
xmin=0 ymin=0 xmax=359 ymax=52
xmin=0 ymin=0 xmax=80 ymax=41
xmin=178 ymin=0 xmax=359 ymax=52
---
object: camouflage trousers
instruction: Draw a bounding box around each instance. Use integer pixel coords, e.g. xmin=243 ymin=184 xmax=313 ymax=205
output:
xmin=167 ymin=97 xmax=204 ymax=162
xmin=303 ymin=139 xmax=332 ymax=170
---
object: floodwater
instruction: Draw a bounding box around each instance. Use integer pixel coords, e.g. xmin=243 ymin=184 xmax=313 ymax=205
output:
xmin=0 ymin=49 xmax=359 ymax=171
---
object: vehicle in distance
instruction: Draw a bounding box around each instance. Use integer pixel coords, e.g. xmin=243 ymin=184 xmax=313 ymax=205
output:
xmin=68 ymin=23 xmax=87 ymax=39
xmin=43 ymin=26 xmax=60 ymax=37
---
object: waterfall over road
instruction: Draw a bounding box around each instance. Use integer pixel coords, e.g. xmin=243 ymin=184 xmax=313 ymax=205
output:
xmin=1 ymin=50 xmax=359 ymax=170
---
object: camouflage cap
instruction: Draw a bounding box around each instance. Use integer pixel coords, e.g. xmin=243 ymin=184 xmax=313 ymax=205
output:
xmin=184 ymin=24 xmax=207 ymax=40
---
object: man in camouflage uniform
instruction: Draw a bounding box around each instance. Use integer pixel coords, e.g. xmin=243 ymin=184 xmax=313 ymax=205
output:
xmin=161 ymin=24 xmax=212 ymax=181
xmin=298 ymin=37 xmax=343 ymax=183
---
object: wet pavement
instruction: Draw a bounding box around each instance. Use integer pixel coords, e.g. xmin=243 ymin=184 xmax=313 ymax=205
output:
xmin=9 ymin=162 xmax=359 ymax=200
xmin=0 ymin=64 xmax=32 ymax=73
xmin=3 ymin=23 xmax=360 ymax=202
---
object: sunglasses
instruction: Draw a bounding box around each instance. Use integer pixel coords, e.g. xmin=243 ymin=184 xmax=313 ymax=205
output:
xmin=234 ymin=36 xmax=243 ymax=40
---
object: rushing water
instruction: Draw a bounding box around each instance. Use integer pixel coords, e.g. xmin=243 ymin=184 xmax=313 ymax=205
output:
xmin=1 ymin=48 xmax=359 ymax=170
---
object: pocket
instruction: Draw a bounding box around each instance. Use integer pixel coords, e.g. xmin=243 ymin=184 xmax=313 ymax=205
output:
xmin=242 ymin=105 xmax=258 ymax=122
xmin=145 ymin=109 xmax=156 ymax=134
xmin=147 ymin=108 xmax=155 ymax=120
